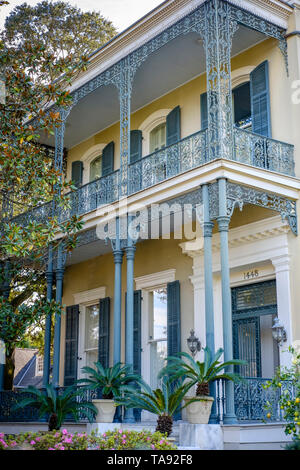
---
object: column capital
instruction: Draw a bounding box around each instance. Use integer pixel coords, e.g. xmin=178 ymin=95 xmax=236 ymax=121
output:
xmin=125 ymin=245 xmax=136 ymax=260
xmin=203 ymin=221 xmax=214 ymax=238
xmin=271 ymin=254 xmax=291 ymax=273
xmin=55 ymin=268 xmax=65 ymax=282
xmin=217 ymin=216 xmax=230 ymax=232
xmin=113 ymin=249 xmax=124 ymax=264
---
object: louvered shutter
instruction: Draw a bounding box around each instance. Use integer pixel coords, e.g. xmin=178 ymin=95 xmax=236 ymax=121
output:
xmin=166 ymin=106 xmax=181 ymax=146
xmin=250 ymin=61 xmax=271 ymax=137
xmin=125 ymin=290 xmax=142 ymax=422
xmin=200 ymin=92 xmax=208 ymax=130
xmin=64 ymin=305 xmax=79 ymax=386
xmin=167 ymin=280 xmax=181 ymax=420
xmin=71 ymin=161 xmax=83 ymax=187
xmin=102 ymin=142 xmax=114 ymax=176
xmin=130 ymin=130 xmax=143 ymax=164
xmin=98 ymin=297 xmax=110 ymax=368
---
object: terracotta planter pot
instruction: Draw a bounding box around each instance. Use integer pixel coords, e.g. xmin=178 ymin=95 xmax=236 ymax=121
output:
xmin=183 ymin=396 xmax=214 ymax=424
xmin=92 ymin=399 xmax=115 ymax=423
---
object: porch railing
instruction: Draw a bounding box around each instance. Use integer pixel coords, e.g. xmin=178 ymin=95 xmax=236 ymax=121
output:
xmin=216 ymin=377 xmax=295 ymax=423
xmin=7 ymin=128 xmax=294 ymax=228
xmin=234 ymin=127 xmax=295 ymax=176
xmin=0 ymin=386 xmax=97 ymax=423
xmin=128 ymin=129 xmax=208 ymax=194
xmin=0 ymin=379 xmax=295 ymax=424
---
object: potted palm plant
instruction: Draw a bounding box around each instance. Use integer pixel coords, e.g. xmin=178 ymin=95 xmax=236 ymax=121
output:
xmin=159 ymin=347 xmax=246 ymax=424
xmin=116 ymin=378 xmax=192 ymax=436
xmin=77 ymin=362 xmax=141 ymax=423
xmin=13 ymin=383 xmax=97 ymax=431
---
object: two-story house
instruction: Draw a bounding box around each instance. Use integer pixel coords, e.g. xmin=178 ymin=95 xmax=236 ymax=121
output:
xmin=5 ymin=0 xmax=300 ymax=449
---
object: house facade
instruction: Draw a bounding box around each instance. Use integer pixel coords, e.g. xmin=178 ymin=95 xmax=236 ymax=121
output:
xmin=3 ymin=0 xmax=300 ymax=447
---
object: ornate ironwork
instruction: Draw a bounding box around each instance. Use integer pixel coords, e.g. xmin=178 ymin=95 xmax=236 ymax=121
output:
xmin=234 ymin=128 xmax=295 ymax=176
xmin=128 ymin=130 xmax=207 ymax=194
xmin=216 ymin=377 xmax=295 ymax=422
xmin=203 ymin=0 xmax=238 ymax=161
xmin=229 ymin=2 xmax=289 ymax=75
xmin=226 ymin=182 xmax=297 ymax=235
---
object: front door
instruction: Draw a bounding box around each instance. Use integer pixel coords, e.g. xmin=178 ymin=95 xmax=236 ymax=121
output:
xmin=232 ymin=280 xmax=278 ymax=378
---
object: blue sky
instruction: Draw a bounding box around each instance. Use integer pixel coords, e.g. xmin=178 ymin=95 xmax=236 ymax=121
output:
xmin=0 ymin=0 xmax=163 ymax=32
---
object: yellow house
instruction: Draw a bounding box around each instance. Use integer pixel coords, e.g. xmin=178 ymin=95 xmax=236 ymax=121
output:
xmin=7 ymin=0 xmax=300 ymax=449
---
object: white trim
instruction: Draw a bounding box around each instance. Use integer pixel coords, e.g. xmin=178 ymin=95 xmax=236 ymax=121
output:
xmin=138 ymin=271 xmax=173 ymax=422
xmin=80 ymin=144 xmax=107 ymax=185
xmin=73 ymin=286 xmax=106 ymax=305
xmin=74 ymin=286 xmax=106 ymax=379
xmin=231 ymin=66 xmax=255 ymax=88
xmin=135 ymin=268 xmax=176 ymax=290
xmin=138 ymin=109 xmax=171 ymax=156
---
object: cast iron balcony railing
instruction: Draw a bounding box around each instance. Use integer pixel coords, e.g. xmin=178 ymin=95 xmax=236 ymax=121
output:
xmin=234 ymin=127 xmax=295 ymax=176
xmin=8 ymin=128 xmax=294 ymax=228
xmin=216 ymin=377 xmax=295 ymax=423
xmin=128 ymin=129 xmax=208 ymax=194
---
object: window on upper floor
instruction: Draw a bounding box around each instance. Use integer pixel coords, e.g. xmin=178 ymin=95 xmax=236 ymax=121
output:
xmin=89 ymin=155 xmax=102 ymax=182
xmin=200 ymin=60 xmax=271 ymax=138
xmin=232 ymin=82 xmax=252 ymax=130
xmin=149 ymin=122 xmax=166 ymax=153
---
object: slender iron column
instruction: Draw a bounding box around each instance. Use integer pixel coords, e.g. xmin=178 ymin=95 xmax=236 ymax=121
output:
xmin=123 ymin=214 xmax=136 ymax=423
xmin=202 ymin=184 xmax=217 ymax=423
xmin=42 ymin=244 xmax=54 ymax=388
xmin=113 ymin=217 xmax=124 ymax=365
xmin=119 ymin=58 xmax=131 ymax=198
xmin=217 ymin=178 xmax=237 ymax=424
xmin=52 ymin=243 xmax=65 ymax=389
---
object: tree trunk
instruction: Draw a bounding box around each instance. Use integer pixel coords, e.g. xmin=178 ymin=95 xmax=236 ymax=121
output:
xmin=4 ymin=347 xmax=15 ymax=390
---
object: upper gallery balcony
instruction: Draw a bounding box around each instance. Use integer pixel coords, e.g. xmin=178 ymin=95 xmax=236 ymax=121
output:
xmin=8 ymin=0 xmax=297 ymax=228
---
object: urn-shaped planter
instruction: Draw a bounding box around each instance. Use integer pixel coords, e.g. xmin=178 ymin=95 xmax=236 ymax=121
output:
xmin=92 ymin=399 xmax=115 ymax=423
xmin=183 ymin=396 xmax=214 ymax=424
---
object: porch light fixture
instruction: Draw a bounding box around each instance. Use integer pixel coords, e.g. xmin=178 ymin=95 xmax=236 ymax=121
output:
xmin=272 ymin=318 xmax=287 ymax=346
xmin=187 ymin=329 xmax=201 ymax=358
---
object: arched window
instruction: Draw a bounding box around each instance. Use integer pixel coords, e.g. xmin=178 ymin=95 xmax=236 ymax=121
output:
xmin=149 ymin=122 xmax=166 ymax=153
xmin=89 ymin=155 xmax=102 ymax=182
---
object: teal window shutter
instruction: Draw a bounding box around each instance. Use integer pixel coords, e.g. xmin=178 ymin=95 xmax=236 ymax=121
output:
xmin=102 ymin=141 xmax=114 ymax=176
xmin=71 ymin=161 xmax=83 ymax=187
xmin=64 ymin=305 xmax=79 ymax=386
xmin=167 ymin=280 xmax=181 ymax=357
xmin=125 ymin=290 xmax=142 ymax=422
xmin=167 ymin=280 xmax=181 ymax=420
xmin=130 ymin=130 xmax=143 ymax=164
xmin=250 ymin=61 xmax=271 ymax=137
xmin=200 ymin=92 xmax=208 ymax=130
xmin=98 ymin=297 xmax=110 ymax=368
xmin=166 ymin=106 xmax=181 ymax=146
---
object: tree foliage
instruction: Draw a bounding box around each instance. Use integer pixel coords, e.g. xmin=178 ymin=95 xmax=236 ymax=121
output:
xmin=2 ymin=1 xmax=117 ymax=73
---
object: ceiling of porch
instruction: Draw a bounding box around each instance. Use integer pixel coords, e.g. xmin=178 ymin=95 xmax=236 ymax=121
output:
xmin=41 ymin=25 xmax=267 ymax=150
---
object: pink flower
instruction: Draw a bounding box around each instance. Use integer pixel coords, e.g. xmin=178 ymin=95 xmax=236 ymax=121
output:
xmin=48 ymin=447 xmax=55 ymax=450
xmin=159 ymin=440 xmax=164 ymax=444
xmin=10 ymin=441 xmax=17 ymax=447
xmin=62 ymin=429 xmax=68 ymax=435
xmin=122 ymin=434 xmax=126 ymax=439
xmin=122 ymin=440 xmax=126 ymax=444
xmin=151 ymin=444 xmax=155 ymax=449
xmin=30 ymin=440 xmax=36 ymax=445
xmin=118 ymin=430 xmax=122 ymax=434
xmin=102 ymin=433 xmax=106 ymax=437
xmin=59 ymin=446 xmax=65 ymax=450
xmin=0 ymin=433 xmax=4 ymax=438
xmin=63 ymin=437 xmax=73 ymax=444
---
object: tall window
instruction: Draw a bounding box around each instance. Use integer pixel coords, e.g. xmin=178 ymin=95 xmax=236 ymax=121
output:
xmin=233 ymin=82 xmax=252 ymax=130
xmin=149 ymin=123 xmax=166 ymax=153
xmin=89 ymin=155 xmax=102 ymax=182
xmin=85 ymin=304 xmax=99 ymax=368
xmin=149 ymin=288 xmax=168 ymax=389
